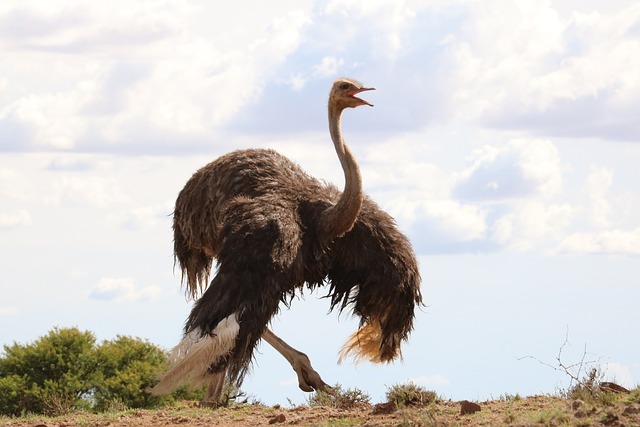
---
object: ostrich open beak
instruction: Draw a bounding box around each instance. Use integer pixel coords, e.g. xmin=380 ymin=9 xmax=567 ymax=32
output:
xmin=348 ymin=87 xmax=375 ymax=107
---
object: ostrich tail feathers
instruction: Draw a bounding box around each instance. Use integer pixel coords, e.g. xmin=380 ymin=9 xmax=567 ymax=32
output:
xmin=338 ymin=320 xmax=384 ymax=364
xmin=150 ymin=313 xmax=240 ymax=396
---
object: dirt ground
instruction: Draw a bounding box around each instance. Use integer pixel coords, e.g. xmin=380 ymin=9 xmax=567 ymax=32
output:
xmin=3 ymin=393 xmax=640 ymax=427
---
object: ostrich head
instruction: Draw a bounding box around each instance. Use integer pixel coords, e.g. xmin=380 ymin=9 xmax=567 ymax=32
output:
xmin=329 ymin=78 xmax=375 ymax=111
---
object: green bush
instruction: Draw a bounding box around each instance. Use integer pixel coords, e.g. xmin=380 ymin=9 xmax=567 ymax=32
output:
xmin=0 ymin=374 xmax=28 ymax=415
xmin=0 ymin=327 xmax=204 ymax=416
xmin=93 ymin=335 xmax=168 ymax=411
xmin=0 ymin=327 xmax=98 ymax=415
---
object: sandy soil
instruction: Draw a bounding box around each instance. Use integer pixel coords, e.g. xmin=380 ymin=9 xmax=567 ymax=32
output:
xmin=3 ymin=394 xmax=640 ymax=426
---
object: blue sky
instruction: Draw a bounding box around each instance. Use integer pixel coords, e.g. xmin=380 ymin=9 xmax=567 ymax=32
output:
xmin=1 ymin=0 xmax=639 ymax=405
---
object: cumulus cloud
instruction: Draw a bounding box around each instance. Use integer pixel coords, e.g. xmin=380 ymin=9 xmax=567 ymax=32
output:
xmin=361 ymin=135 xmax=451 ymax=198
xmin=492 ymin=202 xmax=575 ymax=251
xmin=585 ymin=166 xmax=613 ymax=228
xmin=0 ymin=1 xmax=311 ymax=154
xmin=0 ymin=210 xmax=32 ymax=229
xmin=454 ymin=139 xmax=562 ymax=201
xmin=321 ymin=0 xmax=419 ymax=59
xmin=3 ymin=0 xmax=639 ymax=153
xmin=390 ymin=199 xmax=490 ymax=254
xmin=89 ymin=277 xmax=161 ymax=302
xmin=555 ymin=227 xmax=640 ymax=256
xmin=110 ymin=203 xmax=173 ymax=230
xmin=45 ymin=156 xmax=96 ymax=172
xmin=2 ymin=84 xmax=92 ymax=150
xmin=448 ymin=1 xmax=640 ymax=141
xmin=44 ymin=175 xmax=128 ymax=207
xmin=232 ymin=0 xmax=456 ymax=134
xmin=0 ymin=1 xmax=187 ymax=51
xmin=0 ymin=168 xmax=35 ymax=202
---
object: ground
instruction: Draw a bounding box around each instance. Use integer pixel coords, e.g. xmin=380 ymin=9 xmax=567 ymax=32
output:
xmin=3 ymin=392 xmax=640 ymax=427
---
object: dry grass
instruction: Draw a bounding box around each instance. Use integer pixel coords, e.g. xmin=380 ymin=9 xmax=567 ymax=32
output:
xmin=2 ymin=387 xmax=639 ymax=427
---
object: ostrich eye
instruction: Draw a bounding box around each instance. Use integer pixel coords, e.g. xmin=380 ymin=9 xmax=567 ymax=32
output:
xmin=339 ymin=82 xmax=350 ymax=90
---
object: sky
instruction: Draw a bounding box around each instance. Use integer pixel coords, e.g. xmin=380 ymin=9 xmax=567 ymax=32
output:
xmin=1 ymin=0 xmax=639 ymax=405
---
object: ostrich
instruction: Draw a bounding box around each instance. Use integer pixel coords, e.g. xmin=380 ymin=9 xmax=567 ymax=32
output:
xmin=151 ymin=78 xmax=422 ymax=405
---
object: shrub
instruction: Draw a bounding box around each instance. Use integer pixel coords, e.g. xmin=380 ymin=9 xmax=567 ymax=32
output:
xmin=0 ymin=327 xmax=204 ymax=415
xmin=307 ymin=384 xmax=370 ymax=409
xmin=385 ymin=382 xmax=438 ymax=408
xmin=0 ymin=327 xmax=98 ymax=415
xmin=0 ymin=374 xmax=28 ymax=415
xmin=93 ymin=335 xmax=169 ymax=411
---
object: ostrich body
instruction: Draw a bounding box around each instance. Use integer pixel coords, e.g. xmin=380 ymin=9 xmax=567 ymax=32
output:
xmin=152 ymin=79 xmax=422 ymax=404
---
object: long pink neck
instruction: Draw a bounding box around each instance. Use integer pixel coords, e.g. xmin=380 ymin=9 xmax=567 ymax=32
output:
xmin=319 ymin=106 xmax=364 ymax=240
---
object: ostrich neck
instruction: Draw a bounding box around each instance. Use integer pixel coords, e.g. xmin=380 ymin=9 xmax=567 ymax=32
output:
xmin=320 ymin=106 xmax=364 ymax=240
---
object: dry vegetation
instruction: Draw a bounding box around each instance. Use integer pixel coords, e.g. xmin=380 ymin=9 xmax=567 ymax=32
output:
xmin=3 ymin=382 xmax=639 ymax=427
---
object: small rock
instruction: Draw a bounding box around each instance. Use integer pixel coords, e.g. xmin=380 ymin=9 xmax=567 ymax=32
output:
xmin=460 ymin=400 xmax=481 ymax=415
xmin=601 ymin=411 xmax=619 ymax=426
xmin=268 ymin=413 xmax=286 ymax=424
xmin=600 ymin=382 xmax=630 ymax=393
xmin=623 ymin=405 xmax=640 ymax=415
xmin=372 ymin=401 xmax=396 ymax=415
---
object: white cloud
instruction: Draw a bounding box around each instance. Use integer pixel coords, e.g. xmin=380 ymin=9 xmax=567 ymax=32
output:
xmin=288 ymin=73 xmax=307 ymax=92
xmin=313 ymin=56 xmax=344 ymax=78
xmin=44 ymin=175 xmax=128 ymax=207
xmin=0 ymin=210 xmax=32 ymax=229
xmin=110 ymin=202 xmax=173 ymax=230
xmin=0 ymin=168 xmax=31 ymax=201
xmin=89 ymin=277 xmax=161 ymax=303
xmin=0 ymin=0 xmax=188 ymax=51
xmin=0 ymin=2 xmax=311 ymax=153
xmin=454 ymin=139 xmax=562 ymax=201
xmin=322 ymin=0 xmax=418 ymax=59
xmin=556 ymin=227 xmax=640 ymax=256
xmin=492 ymin=202 xmax=575 ymax=251
xmin=363 ymin=136 xmax=451 ymax=199
xmin=448 ymin=1 xmax=640 ymax=140
xmin=423 ymin=200 xmax=488 ymax=241
xmin=585 ymin=166 xmax=613 ymax=228
xmin=4 ymin=84 xmax=92 ymax=149
xmin=389 ymin=198 xmax=489 ymax=254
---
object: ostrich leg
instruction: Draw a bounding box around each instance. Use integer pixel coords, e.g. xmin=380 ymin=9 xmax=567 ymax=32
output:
xmin=199 ymin=328 xmax=329 ymax=407
xmin=262 ymin=328 xmax=330 ymax=393
xmin=198 ymin=369 xmax=226 ymax=407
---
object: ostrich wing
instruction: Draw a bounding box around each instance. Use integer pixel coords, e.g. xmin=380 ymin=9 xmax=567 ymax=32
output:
xmin=184 ymin=194 xmax=304 ymax=385
xmin=327 ymin=198 xmax=422 ymax=363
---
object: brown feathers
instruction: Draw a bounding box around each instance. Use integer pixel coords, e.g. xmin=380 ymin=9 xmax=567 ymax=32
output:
xmin=170 ymin=150 xmax=421 ymax=387
xmin=164 ymin=80 xmax=422 ymax=394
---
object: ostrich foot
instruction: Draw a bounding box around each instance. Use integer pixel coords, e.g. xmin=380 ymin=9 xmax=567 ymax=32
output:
xmin=198 ymin=370 xmax=225 ymax=408
xmin=262 ymin=328 xmax=330 ymax=393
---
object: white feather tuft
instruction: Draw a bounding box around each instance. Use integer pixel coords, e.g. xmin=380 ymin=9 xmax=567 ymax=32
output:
xmin=150 ymin=312 xmax=240 ymax=396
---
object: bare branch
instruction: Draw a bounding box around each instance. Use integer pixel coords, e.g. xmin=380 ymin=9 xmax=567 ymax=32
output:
xmin=517 ymin=326 xmax=604 ymax=395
